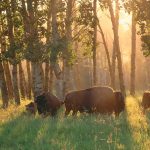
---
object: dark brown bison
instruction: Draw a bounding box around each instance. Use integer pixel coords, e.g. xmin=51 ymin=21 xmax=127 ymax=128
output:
xmin=25 ymin=102 xmax=36 ymax=115
xmin=113 ymin=91 xmax=125 ymax=115
xmin=141 ymin=92 xmax=150 ymax=110
xmin=35 ymin=92 xmax=64 ymax=116
xmin=64 ymin=86 xmax=123 ymax=116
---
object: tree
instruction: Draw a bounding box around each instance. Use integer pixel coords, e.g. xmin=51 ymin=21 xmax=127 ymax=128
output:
xmin=136 ymin=0 xmax=150 ymax=55
xmin=92 ymin=0 xmax=98 ymax=85
xmin=96 ymin=17 xmax=112 ymax=87
xmin=20 ymin=0 xmax=47 ymax=98
xmin=130 ymin=7 xmax=136 ymax=96
xmin=63 ymin=0 xmax=75 ymax=93
xmin=0 ymin=15 xmax=14 ymax=100
xmin=5 ymin=0 xmax=21 ymax=105
xmin=124 ymin=0 xmax=150 ymax=55
xmin=50 ymin=0 xmax=64 ymax=99
xmin=19 ymin=62 xmax=27 ymax=99
xmin=107 ymin=0 xmax=126 ymax=96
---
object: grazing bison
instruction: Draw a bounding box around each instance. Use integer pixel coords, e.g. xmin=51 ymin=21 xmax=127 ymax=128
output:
xmin=113 ymin=91 xmax=125 ymax=115
xmin=35 ymin=92 xmax=63 ymax=116
xmin=25 ymin=102 xmax=36 ymax=115
xmin=141 ymin=92 xmax=150 ymax=110
xmin=64 ymin=86 xmax=123 ymax=116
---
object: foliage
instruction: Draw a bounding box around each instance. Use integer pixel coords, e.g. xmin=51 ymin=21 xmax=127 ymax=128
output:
xmin=123 ymin=0 xmax=150 ymax=56
xmin=0 ymin=0 xmax=103 ymax=65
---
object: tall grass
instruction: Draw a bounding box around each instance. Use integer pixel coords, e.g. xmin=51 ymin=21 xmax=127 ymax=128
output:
xmin=0 ymin=97 xmax=150 ymax=150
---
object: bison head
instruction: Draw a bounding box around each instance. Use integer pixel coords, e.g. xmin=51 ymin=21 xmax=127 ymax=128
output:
xmin=35 ymin=93 xmax=47 ymax=115
xmin=25 ymin=102 xmax=36 ymax=114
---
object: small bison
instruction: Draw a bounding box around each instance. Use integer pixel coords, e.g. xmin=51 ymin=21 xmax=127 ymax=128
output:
xmin=64 ymin=86 xmax=124 ymax=116
xmin=35 ymin=92 xmax=63 ymax=116
xmin=25 ymin=102 xmax=36 ymax=115
xmin=141 ymin=92 xmax=150 ymax=110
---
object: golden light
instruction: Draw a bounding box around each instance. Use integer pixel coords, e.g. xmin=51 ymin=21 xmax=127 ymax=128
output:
xmin=119 ymin=11 xmax=132 ymax=31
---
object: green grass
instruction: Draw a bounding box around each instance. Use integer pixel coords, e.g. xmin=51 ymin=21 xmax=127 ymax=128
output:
xmin=0 ymin=97 xmax=150 ymax=150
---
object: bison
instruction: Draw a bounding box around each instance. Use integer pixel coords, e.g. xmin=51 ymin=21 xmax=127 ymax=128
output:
xmin=141 ymin=92 xmax=150 ymax=110
xmin=25 ymin=102 xmax=36 ymax=115
xmin=35 ymin=92 xmax=64 ymax=116
xmin=113 ymin=91 xmax=125 ymax=115
xmin=64 ymin=86 xmax=124 ymax=116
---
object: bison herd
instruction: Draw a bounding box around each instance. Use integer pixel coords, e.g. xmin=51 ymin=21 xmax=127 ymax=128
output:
xmin=25 ymin=86 xmax=150 ymax=117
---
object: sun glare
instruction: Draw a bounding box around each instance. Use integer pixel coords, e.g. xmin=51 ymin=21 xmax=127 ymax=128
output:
xmin=119 ymin=11 xmax=131 ymax=31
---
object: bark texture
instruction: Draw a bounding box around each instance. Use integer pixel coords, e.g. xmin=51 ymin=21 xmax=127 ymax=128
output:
xmin=0 ymin=61 xmax=9 ymax=108
xmin=130 ymin=11 xmax=136 ymax=95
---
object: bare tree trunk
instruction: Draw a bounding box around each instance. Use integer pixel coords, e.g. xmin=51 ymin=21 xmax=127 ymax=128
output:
xmin=130 ymin=11 xmax=136 ymax=95
xmin=0 ymin=61 xmax=9 ymax=108
xmin=111 ymin=42 xmax=116 ymax=89
xmin=63 ymin=60 xmax=71 ymax=94
xmin=93 ymin=0 xmax=97 ymax=85
xmin=44 ymin=63 xmax=50 ymax=92
xmin=3 ymin=62 xmax=14 ymax=99
xmin=0 ymin=27 xmax=14 ymax=99
xmin=31 ymin=62 xmax=43 ymax=98
xmin=74 ymin=63 xmax=81 ymax=90
xmin=44 ymin=1 xmax=51 ymax=93
xmin=6 ymin=0 xmax=21 ymax=104
xmin=49 ymin=64 xmax=54 ymax=92
xmin=26 ymin=61 xmax=32 ymax=99
xmin=12 ymin=64 xmax=20 ymax=105
xmin=19 ymin=62 xmax=27 ymax=99
xmin=108 ymin=0 xmax=126 ymax=96
xmin=72 ymin=0 xmax=81 ymax=90
xmin=41 ymin=64 xmax=44 ymax=89
xmin=145 ymin=58 xmax=150 ymax=90
xmin=111 ymin=0 xmax=119 ymax=90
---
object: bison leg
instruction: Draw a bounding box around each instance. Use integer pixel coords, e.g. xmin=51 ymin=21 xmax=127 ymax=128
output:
xmin=72 ymin=110 xmax=77 ymax=116
xmin=50 ymin=109 xmax=57 ymax=116
xmin=65 ymin=108 xmax=71 ymax=116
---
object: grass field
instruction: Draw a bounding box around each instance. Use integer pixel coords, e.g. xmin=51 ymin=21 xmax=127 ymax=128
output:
xmin=0 ymin=96 xmax=150 ymax=150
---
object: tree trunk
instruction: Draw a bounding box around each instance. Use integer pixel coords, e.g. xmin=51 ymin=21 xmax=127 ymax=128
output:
xmin=111 ymin=0 xmax=119 ymax=90
xmin=31 ymin=62 xmax=43 ymax=98
xmin=63 ymin=0 xmax=75 ymax=94
xmin=12 ymin=64 xmax=20 ymax=105
xmin=49 ymin=64 xmax=54 ymax=92
xmin=111 ymin=42 xmax=116 ymax=89
xmin=19 ymin=62 xmax=27 ymax=99
xmin=3 ymin=62 xmax=14 ymax=99
xmin=108 ymin=0 xmax=126 ymax=96
xmin=0 ymin=28 xmax=14 ymax=99
xmin=26 ymin=61 xmax=32 ymax=99
xmin=63 ymin=60 xmax=71 ymax=94
xmin=6 ymin=0 xmax=21 ymax=104
xmin=0 ymin=61 xmax=9 ymax=108
xmin=51 ymin=0 xmax=64 ymax=99
xmin=74 ymin=62 xmax=81 ymax=90
xmin=44 ymin=0 xmax=51 ymax=93
xmin=145 ymin=58 xmax=150 ymax=90
xmin=93 ymin=0 xmax=97 ymax=85
xmin=130 ymin=11 xmax=136 ymax=95
xmin=44 ymin=63 xmax=50 ymax=92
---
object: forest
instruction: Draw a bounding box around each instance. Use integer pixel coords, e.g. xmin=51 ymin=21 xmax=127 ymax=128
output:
xmin=0 ymin=0 xmax=150 ymax=149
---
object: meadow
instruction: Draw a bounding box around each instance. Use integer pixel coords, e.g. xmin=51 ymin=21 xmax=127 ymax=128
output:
xmin=0 ymin=96 xmax=150 ymax=150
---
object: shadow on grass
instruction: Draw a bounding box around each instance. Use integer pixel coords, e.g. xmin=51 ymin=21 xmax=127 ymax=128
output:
xmin=0 ymin=108 xmax=134 ymax=150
